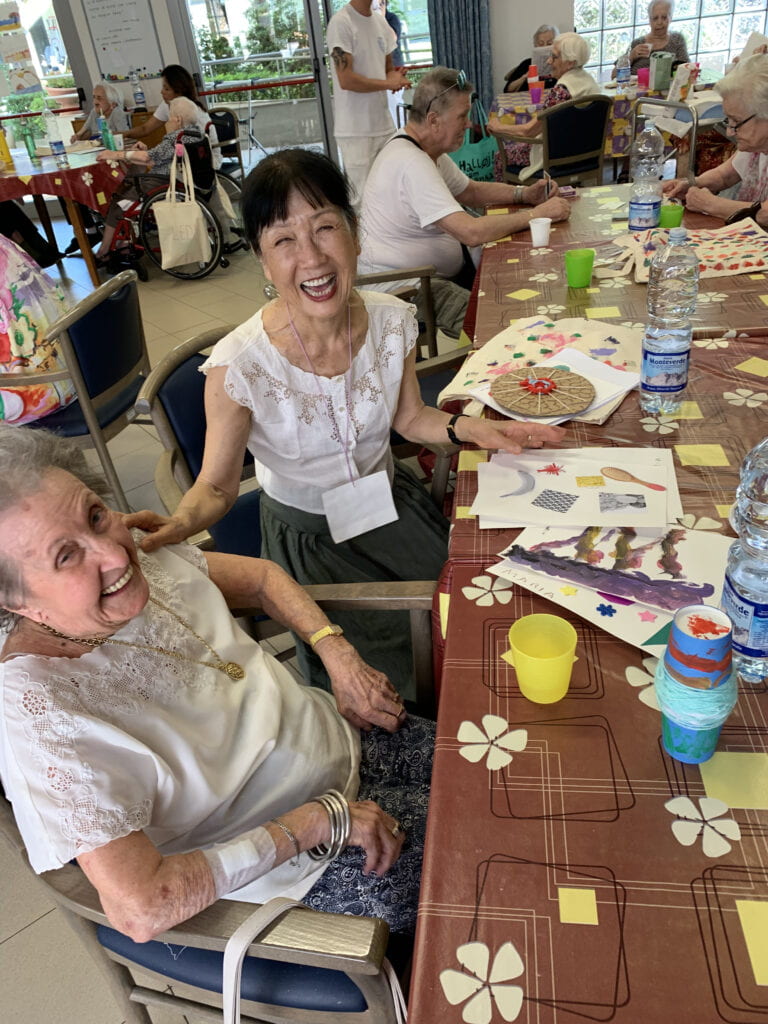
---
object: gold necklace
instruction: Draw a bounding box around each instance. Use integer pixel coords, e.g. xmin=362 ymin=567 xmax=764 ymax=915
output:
xmin=39 ymin=594 xmax=246 ymax=682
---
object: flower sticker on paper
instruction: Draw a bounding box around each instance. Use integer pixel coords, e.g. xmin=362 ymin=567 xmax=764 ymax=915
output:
xmin=80 ymin=170 xmax=93 ymax=187
xmin=457 ymin=715 xmax=528 ymax=770
xmin=440 ymin=941 xmax=525 ymax=1024
xmin=461 ymin=574 xmax=515 ymax=607
xmin=639 ymin=415 xmax=678 ymax=435
xmin=665 ymin=796 xmax=741 ymax=858
xmin=723 ymin=388 xmax=768 ymax=408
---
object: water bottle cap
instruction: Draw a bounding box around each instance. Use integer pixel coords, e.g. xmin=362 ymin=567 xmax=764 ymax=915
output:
xmin=668 ymin=226 xmax=687 ymax=242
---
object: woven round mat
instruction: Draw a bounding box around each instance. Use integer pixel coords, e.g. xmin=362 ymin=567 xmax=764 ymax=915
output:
xmin=489 ymin=366 xmax=596 ymax=418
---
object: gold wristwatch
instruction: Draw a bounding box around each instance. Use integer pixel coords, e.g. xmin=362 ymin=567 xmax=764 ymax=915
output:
xmin=308 ymin=624 xmax=344 ymax=648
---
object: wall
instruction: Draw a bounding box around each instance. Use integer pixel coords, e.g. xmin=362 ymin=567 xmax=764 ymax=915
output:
xmin=488 ymin=0 xmax=574 ymax=94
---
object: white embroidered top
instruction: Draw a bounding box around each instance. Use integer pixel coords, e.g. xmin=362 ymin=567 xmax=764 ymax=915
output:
xmin=0 ymin=540 xmax=360 ymax=902
xmin=200 ymin=291 xmax=418 ymax=514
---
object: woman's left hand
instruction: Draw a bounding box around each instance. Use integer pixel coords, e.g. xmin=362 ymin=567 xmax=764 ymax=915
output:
xmin=463 ymin=418 xmax=566 ymax=454
xmin=318 ymin=639 xmax=407 ymax=733
xmin=684 ymin=186 xmax=721 ymax=216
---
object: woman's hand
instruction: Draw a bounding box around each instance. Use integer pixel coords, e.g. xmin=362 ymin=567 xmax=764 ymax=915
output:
xmin=632 ymin=42 xmax=651 ymax=61
xmin=123 ymin=509 xmax=196 ymax=551
xmin=348 ymin=800 xmax=406 ymax=876
xmin=663 ymin=178 xmax=691 ymax=198
xmin=523 ymin=179 xmax=560 ymax=205
xmin=132 ymin=141 xmax=148 ymax=151
xmin=532 ymin=196 xmax=571 ymax=222
xmin=318 ymin=638 xmax=406 ymax=733
xmin=683 ymin=185 xmax=721 ymax=215
xmin=463 ymin=418 xmax=567 ymax=455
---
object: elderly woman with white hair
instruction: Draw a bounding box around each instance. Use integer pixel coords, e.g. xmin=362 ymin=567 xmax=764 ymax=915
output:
xmin=614 ymin=0 xmax=689 ymax=76
xmin=663 ymin=54 xmax=768 ymax=224
xmin=503 ymin=23 xmax=559 ymax=93
xmin=71 ymin=81 xmax=129 ymax=143
xmin=490 ymin=32 xmax=598 ymax=178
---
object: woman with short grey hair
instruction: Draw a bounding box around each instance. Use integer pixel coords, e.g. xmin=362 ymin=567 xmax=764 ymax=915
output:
xmin=503 ymin=23 xmax=559 ymax=93
xmin=664 ymin=54 xmax=768 ymax=225
xmin=71 ymin=81 xmax=129 ymax=142
xmin=613 ymin=0 xmax=689 ymax=76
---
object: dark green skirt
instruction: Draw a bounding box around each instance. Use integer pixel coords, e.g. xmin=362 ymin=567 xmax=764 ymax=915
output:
xmin=260 ymin=463 xmax=449 ymax=701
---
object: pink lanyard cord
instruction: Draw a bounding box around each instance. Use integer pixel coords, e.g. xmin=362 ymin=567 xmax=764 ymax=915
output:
xmin=286 ymin=305 xmax=357 ymax=485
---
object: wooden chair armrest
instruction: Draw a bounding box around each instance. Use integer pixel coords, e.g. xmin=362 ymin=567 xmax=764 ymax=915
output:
xmin=415 ymin=347 xmax=469 ymax=377
xmin=355 ymin=265 xmax=436 ymax=287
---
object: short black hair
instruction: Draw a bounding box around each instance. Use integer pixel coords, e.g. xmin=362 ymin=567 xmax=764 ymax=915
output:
xmin=241 ymin=148 xmax=357 ymax=255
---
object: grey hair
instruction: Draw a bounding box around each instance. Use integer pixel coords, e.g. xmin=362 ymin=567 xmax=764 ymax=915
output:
xmin=648 ymin=0 xmax=673 ymax=18
xmin=409 ymin=66 xmax=474 ymax=123
xmin=0 ymin=425 xmax=110 ymax=630
xmin=534 ymin=24 xmax=558 ymax=44
xmin=95 ymin=81 xmax=124 ymax=109
xmin=555 ymin=32 xmax=591 ymax=69
xmin=169 ymin=95 xmax=200 ymax=127
xmin=718 ymin=53 xmax=768 ymax=120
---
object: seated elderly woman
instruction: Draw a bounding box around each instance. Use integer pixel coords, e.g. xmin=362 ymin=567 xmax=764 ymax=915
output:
xmin=614 ymin=0 xmax=689 ymax=76
xmin=132 ymin=148 xmax=565 ymax=698
xmin=93 ymin=96 xmax=205 ymax=265
xmin=663 ymin=54 xmax=768 ymax=225
xmin=71 ymin=81 xmax=129 ymax=142
xmin=503 ymin=24 xmax=559 ymax=93
xmin=489 ymin=33 xmax=599 ymax=179
xmin=0 ymin=425 xmax=432 ymax=942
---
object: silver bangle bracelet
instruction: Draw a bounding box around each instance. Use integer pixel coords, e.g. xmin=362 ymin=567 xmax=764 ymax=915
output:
xmin=514 ymin=184 xmax=525 ymax=204
xmin=307 ymin=790 xmax=351 ymax=862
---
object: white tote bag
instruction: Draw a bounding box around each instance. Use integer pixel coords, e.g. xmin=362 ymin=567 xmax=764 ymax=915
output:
xmin=151 ymin=143 xmax=212 ymax=270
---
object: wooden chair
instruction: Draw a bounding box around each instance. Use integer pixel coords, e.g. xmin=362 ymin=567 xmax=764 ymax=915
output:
xmin=355 ymin=265 xmax=438 ymax=357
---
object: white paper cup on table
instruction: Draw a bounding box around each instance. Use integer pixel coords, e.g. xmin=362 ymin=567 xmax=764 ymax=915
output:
xmin=529 ymin=217 xmax=552 ymax=246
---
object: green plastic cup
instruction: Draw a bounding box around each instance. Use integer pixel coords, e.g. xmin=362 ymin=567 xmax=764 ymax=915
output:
xmin=659 ymin=203 xmax=685 ymax=228
xmin=564 ymin=248 xmax=595 ymax=288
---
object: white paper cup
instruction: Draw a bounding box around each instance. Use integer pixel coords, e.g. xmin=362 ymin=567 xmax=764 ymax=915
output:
xmin=529 ymin=217 xmax=552 ymax=246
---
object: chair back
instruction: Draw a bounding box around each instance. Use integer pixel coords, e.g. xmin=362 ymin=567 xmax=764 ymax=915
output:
xmin=540 ymin=94 xmax=612 ymax=182
xmin=208 ymin=108 xmax=239 ymax=152
xmin=181 ymin=133 xmax=216 ymax=195
xmin=631 ymin=97 xmax=699 ymax=178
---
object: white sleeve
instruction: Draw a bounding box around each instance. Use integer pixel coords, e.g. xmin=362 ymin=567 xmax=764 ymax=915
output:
xmin=437 ymin=154 xmax=471 ymax=197
xmin=326 ymin=11 xmax=353 ymax=55
xmin=154 ymin=99 xmax=170 ymax=123
xmin=400 ymin=152 xmax=466 ymax=228
xmin=731 ymin=150 xmax=749 ymax=182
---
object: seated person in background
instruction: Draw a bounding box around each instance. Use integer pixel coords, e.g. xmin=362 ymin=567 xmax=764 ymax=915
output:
xmin=0 ymin=200 xmax=59 ymax=268
xmin=663 ymin=54 xmax=768 ymax=225
xmin=613 ymin=0 xmax=689 ymax=76
xmin=0 ymin=425 xmax=430 ymax=943
xmin=503 ymin=24 xmax=558 ymax=93
xmin=94 ymin=97 xmax=204 ymax=263
xmin=359 ymin=66 xmax=570 ymax=337
xmin=0 ymin=237 xmax=75 ymax=423
xmin=70 ymin=82 xmax=129 ymax=142
xmin=490 ymin=33 xmax=599 ymax=179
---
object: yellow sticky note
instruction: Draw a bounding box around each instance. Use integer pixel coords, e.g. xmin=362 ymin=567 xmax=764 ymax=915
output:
xmin=506 ymin=288 xmax=540 ymax=300
xmin=700 ymin=752 xmax=768 ymax=809
xmin=487 ymin=207 xmax=509 ymax=215
xmin=736 ymin=356 xmax=768 ymax=378
xmin=558 ymin=888 xmax=599 ymax=925
xmin=759 ymin=295 xmax=768 ymax=307
xmin=749 ymin=273 xmax=765 ymax=279
xmin=716 ymin=503 xmax=732 ymax=518
xmin=586 ymin=287 xmax=600 ymax=294
xmin=458 ymin=450 xmax=488 ymax=472
xmin=455 ymin=506 xmax=475 ymax=519
xmin=576 ymin=476 xmax=605 ymax=487
xmin=506 ymin=258 xmax=519 ymax=264
xmin=96 ymin=191 xmax=106 ymax=205
xmin=675 ymin=401 xmax=703 ymax=419
xmin=736 ymin=901 xmax=768 ymax=985
xmin=439 ymin=592 xmax=450 ymax=640
xmin=675 ymin=444 xmax=730 ymax=467
xmin=585 ymin=306 xmax=621 ymax=318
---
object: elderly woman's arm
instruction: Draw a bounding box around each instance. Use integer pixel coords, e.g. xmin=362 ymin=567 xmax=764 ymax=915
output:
xmin=663 ymin=156 xmax=743 ymax=199
xmin=78 ymin=799 xmax=403 ymax=942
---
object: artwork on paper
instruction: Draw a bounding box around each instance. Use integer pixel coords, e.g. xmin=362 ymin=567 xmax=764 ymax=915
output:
xmin=599 ymin=493 xmax=646 ymax=512
xmin=0 ymin=4 xmax=20 ymax=34
xmin=501 ymin=525 xmax=722 ymax=612
xmin=8 ymin=66 xmax=41 ymax=95
xmin=0 ymin=31 xmax=28 ymax=61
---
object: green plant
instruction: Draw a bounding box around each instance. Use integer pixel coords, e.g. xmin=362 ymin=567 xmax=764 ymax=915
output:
xmin=44 ymin=74 xmax=76 ymax=89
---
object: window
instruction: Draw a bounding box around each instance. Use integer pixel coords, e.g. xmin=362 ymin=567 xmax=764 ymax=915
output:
xmin=575 ymin=0 xmax=768 ymax=76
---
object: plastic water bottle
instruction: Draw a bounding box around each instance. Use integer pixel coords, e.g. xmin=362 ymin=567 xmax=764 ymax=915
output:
xmin=628 ymin=120 xmax=664 ymax=230
xmin=130 ymin=69 xmax=147 ymax=112
xmin=721 ymin=438 xmax=768 ymax=684
xmin=97 ymin=114 xmax=115 ymax=151
xmin=616 ymin=51 xmax=631 ymax=94
xmin=43 ymin=108 xmax=69 ymax=168
xmin=639 ymin=226 xmax=699 ymax=414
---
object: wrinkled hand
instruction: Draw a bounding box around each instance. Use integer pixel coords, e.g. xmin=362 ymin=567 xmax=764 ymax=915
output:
xmin=464 ymin=419 xmax=567 ymax=455
xmin=123 ymin=509 xmax=194 ymax=551
xmin=532 ymin=196 xmax=570 ymax=223
xmin=319 ymin=638 xmax=406 ymax=733
xmin=132 ymin=141 xmax=148 ymax=151
xmin=684 ymin=185 xmax=719 ymax=214
xmin=524 ymin=178 xmax=560 ymax=205
xmin=662 ymin=178 xmax=690 ymax=199
xmin=632 ymin=43 xmax=651 ymax=60
xmin=348 ymin=800 xmax=406 ymax=875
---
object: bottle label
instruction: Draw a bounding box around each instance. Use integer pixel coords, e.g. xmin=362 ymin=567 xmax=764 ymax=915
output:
xmin=721 ymin=574 xmax=768 ymax=657
xmin=628 ymin=197 xmax=661 ymax=230
xmin=50 ymin=139 xmax=65 ymax=156
xmin=641 ymin=345 xmax=689 ymax=393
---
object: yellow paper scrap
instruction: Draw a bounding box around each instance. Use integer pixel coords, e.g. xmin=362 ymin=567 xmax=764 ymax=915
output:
xmin=576 ymin=476 xmax=605 ymax=487
xmin=675 ymin=444 xmax=729 ymax=467
xmin=585 ymin=306 xmax=621 ymax=318
xmin=458 ymin=450 xmax=488 ymax=472
xmin=506 ymin=288 xmax=540 ymax=301
xmin=455 ymin=506 xmax=476 ymax=519
xmin=736 ymin=356 xmax=768 ymax=378
xmin=96 ymin=191 xmax=106 ymax=205
xmin=700 ymin=752 xmax=768 ymax=809
xmin=54 ymin=177 xmax=62 ymax=184
xmin=735 ymin=901 xmax=768 ymax=985
xmin=675 ymin=401 xmax=703 ymax=419
xmin=716 ymin=503 xmax=732 ymax=518
xmin=749 ymin=273 xmax=765 ymax=279
xmin=17 ymin=175 xmax=32 ymax=184
xmin=586 ymin=287 xmax=600 ymax=294
xmin=439 ymin=592 xmax=450 ymax=640
xmin=558 ymin=888 xmax=599 ymax=925
xmin=487 ymin=208 xmax=509 ymax=215
xmin=759 ymin=295 xmax=768 ymax=307
xmin=506 ymin=258 xmax=519 ymax=264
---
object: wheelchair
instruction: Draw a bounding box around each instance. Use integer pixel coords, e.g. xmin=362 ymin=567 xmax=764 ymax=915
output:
xmin=104 ymin=135 xmax=246 ymax=282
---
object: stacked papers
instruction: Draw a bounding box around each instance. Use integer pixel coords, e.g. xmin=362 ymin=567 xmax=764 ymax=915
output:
xmin=471 ymin=447 xmax=682 ymax=529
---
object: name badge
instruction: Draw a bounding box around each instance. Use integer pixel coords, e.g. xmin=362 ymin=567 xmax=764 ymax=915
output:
xmin=322 ymin=470 xmax=399 ymax=543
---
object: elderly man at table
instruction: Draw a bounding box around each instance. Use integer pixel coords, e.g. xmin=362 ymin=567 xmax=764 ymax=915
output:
xmin=664 ymin=54 xmax=768 ymax=226
xmin=358 ymin=66 xmax=570 ymax=337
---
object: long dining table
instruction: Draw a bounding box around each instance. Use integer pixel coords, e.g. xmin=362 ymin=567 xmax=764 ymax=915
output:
xmin=409 ymin=187 xmax=768 ymax=1024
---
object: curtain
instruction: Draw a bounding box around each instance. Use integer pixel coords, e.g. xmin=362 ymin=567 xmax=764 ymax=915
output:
xmin=426 ymin=0 xmax=493 ymax=109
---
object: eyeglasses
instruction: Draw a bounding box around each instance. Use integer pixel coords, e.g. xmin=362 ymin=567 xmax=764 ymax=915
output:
xmin=718 ymin=113 xmax=757 ymax=134
xmin=424 ymin=70 xmax=467 ymax=116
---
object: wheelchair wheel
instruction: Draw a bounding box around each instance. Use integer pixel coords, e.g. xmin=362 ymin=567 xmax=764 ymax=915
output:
xmin=138 ymin=190 xmax=223 ymax=280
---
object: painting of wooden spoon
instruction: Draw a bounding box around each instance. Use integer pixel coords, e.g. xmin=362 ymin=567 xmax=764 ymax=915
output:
xmin=602 ymin=466 xmax=666 ymax=491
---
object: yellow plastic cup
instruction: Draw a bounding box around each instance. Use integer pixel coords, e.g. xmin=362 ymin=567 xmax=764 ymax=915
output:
xmin=659 ymin=203 xmax=685 ymax=228
xmin=507 ymin=614 xmax=577 ymax=704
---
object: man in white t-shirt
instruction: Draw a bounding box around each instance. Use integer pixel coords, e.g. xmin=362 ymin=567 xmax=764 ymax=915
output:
xmin=327 ymin=0 xmax=410 ymax=202
xmin=358 ymin=67 xmax=571 ymax=337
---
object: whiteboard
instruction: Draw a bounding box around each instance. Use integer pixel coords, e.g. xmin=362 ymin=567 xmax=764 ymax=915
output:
xmin=83 ymin=0 xmax=163 ymax=78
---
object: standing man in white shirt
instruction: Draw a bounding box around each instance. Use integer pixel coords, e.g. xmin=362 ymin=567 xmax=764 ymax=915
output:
xmin=326 ymin=0 xmax=411 ymax=202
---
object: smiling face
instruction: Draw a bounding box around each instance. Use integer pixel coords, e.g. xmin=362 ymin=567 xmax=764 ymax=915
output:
xmin=722 ymin=94 xmax=768 ymax=152
xmin=258 ymin=188 xmax=360 ymax=320
xmin=0 ymin=469 xmax=149 ymax=639
xmin=649 ymin=3 xmax=671 ymax=36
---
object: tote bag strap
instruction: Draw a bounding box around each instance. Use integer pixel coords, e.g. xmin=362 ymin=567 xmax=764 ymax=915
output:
xmin=165 ymin=136 xmax=196 ymax=206
xmin=471 ymin=98 xmax=490 ymax=138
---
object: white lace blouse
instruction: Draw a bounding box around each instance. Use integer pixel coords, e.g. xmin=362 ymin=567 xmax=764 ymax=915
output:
xmin=0 ymin=540 xmax=360 ymax=902
xmin=200 ymin=291 xmax=418 ymax=514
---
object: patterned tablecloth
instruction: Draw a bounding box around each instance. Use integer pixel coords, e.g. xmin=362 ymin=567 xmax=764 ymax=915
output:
xmin=0 ymin=147 xmax=125 ymax=217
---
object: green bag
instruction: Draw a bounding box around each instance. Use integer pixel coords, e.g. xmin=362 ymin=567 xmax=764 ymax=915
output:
xmin=447 ymin=98 xmax=497 ymax=181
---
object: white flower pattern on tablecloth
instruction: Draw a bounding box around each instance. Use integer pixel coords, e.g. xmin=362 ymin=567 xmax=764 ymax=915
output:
xmin=724 ymin=388 xmax=768 ymax=408
xmin=536 ymin=303 xmax=565 ymax=316
xmin=462 ymin=574 xmax=515 ymax=607
xmin=639 ymin=415 xmax=678 ymax=434
xmin=620 ymin=321 xmax=644 ymax=329
xmin=665 ymin=796 xmax=741 ymax=858
xmin=529 ymin=247 xmax=553 ymax=256
xmin=598 ymin=277 xmax=628 ymax=288
xmin=440 ymin=941 xmax=525 ymax=1024
xmin=457 ymin=715 xmax=528 ymax=771
xmin=677 ymin=513 xmax=723 ymax=530
xmin=80 ymin=171 xmax=93 ymax=186
xmin=696 ymin=292 xmax=729 ymax=305
xmin=624 ymin=658 xmax=660 ymax=710
xmin=528 ymin=272 xmax=558 ymax=283
xmin=694 ymin=337 xmax=730 ymax=349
